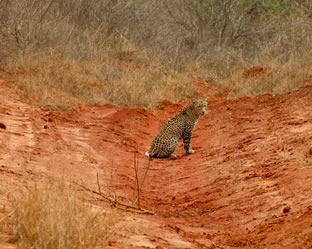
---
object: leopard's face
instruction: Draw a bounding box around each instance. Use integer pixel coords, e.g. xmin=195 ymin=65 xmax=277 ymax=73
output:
xmin=192 ymin=98 xmax=208 ymax=116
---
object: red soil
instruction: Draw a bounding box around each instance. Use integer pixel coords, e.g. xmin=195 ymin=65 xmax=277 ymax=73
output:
xmin=1 ymin=76 xmax=312 ymax=248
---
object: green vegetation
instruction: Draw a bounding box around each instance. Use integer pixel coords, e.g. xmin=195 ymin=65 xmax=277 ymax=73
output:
xmin=1 ymin=0 xmax=312 ymax=107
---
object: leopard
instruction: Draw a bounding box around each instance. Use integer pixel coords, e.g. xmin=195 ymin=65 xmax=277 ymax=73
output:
xmin=145 ymin=98 xmax=208 ymax=160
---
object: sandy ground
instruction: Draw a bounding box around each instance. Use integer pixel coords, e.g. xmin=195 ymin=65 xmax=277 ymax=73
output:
xmin=1 ymin=74 xmax=312 ymax=248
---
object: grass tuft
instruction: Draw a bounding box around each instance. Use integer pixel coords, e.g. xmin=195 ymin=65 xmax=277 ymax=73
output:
xmin=9 ymin=179 xmax=117 ymax=249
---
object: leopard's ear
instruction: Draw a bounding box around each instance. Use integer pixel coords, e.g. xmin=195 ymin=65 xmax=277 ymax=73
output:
xmin=205 ymin=98 xmax=208 ymax=103
xmin=192 ymin=98 xmax=196 ymax=105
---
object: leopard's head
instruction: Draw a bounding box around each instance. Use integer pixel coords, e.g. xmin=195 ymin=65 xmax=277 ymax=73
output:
xmin=192 ymin=98 xmax=208 ymax=116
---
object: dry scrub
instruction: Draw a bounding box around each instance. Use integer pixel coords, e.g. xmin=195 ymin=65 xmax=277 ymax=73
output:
xmin=7 ymin=56 xmax=198 ymax=108
xmin=200 ymin=58 xmax=312 ymax=98
xmin=2 ymin=0 xmax=312 ymax=106
xmin=222 ymin=66 xmax=312 ymax=98
xmin=9 ymin=178 xmax=117 ymax=249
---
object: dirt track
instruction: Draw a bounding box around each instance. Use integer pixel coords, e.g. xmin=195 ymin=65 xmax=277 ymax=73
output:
xmin=1 ymin=77 xmax=312 ymax=248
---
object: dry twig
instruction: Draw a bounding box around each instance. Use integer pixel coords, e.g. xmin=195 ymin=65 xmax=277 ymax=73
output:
xmin=133 ymin=151 xmax=152 ymax=209
xmin=73 ymin=179 xmax=155 ymax=215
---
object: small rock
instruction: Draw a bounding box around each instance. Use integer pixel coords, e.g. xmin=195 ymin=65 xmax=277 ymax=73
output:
xmin=108 ymin=240 xmax=117 ymax=247
xmin=0 ymin=122 xmax=6 ymax=129
xmin=282 ymin=206 xmax=291 ymax=214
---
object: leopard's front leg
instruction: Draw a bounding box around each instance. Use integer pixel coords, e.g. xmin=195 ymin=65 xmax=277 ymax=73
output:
xmin=182 ymin=129 xmax=195 ymax=154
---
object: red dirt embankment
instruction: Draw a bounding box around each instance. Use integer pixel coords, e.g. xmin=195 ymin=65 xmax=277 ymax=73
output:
xmin=1 ymin=76 xmax=312 ymax=248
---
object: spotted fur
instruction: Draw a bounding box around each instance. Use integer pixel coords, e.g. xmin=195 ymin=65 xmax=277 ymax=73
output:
xmin=145 ymin=98 xmax=208 ymax=160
